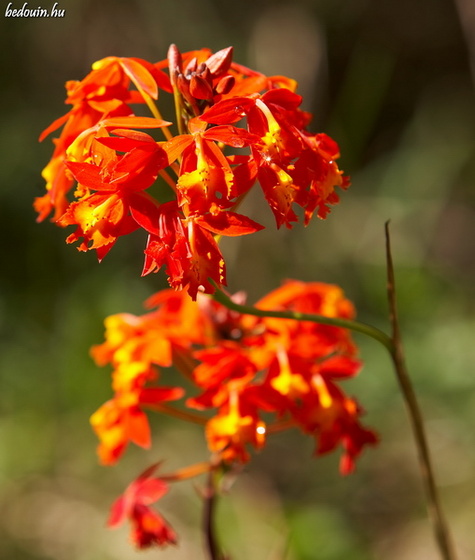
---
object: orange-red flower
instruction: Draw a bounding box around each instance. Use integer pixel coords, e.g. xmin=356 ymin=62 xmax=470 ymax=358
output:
xmin=108 ymin=463 xmax=177 ymax=549
xmin=141 ymin=200 xmax=263 ymax=298
xmin=37 ymin=56 xmax=170 ymax=222
xmin=201 ymin=90 xmax=349 ymax=228
xmin=164 ymin=116 xmax=259 ymax=214
xmin=90 ymin=392 xmax=151 ymax=466
xmin=205 ymin=386 xmax=266 ymax=463
xmin=90 ymin=301 xmax=190 ymax=464
xmin=58 ymin=129 xmax=168 ymax=256
xmin=90 ymin=377 xmax=184 ymax=465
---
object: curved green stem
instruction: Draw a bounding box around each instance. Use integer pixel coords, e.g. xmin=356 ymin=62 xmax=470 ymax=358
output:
xmin=211 ymin=283 xmax=393 ymax=352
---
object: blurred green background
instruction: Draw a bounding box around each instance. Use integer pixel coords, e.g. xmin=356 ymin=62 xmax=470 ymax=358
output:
xmin=1 ymin=0 xmax=475 ymax=558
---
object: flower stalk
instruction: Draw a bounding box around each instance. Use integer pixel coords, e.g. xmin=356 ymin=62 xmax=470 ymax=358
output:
xmin=384 ymin=222 xmax=457 ymax=560
xmin=203 ymin=468 xmax=225 ymax=560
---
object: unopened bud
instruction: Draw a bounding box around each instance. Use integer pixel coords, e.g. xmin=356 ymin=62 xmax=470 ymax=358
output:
xmin=167 ymin=44 xmax=182 ymax=86
xmin=190 ymin=74 xmax=214 ymax=100
xmin=215 ymin=75 xmax=235 ymax=95
xmin=206 ymin=46 xmax=233 ymax=77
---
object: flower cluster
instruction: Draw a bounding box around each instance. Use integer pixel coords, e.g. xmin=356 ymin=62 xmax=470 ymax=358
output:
xmin=91 ymin=281 xmax=377 ymax=547
xmin=92 ymin=281 xmax=376 ymax=471
xmin=37 ymin=45 xmax=349 ymax=298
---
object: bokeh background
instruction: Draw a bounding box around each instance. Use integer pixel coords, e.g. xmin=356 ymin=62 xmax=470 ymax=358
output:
xmin=1 ymin=0 xmax=475 ymax=558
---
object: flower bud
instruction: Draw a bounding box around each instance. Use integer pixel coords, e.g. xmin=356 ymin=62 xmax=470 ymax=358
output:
xmin=167 ymin=44 xmax=182 ymax=86
xmin=215 ymin=75 xmax=235 ymax=95
xmin=205 ymin=46 xmax=233 ymax=77
xmin=190 ymin=74 xmax=214 ymax=100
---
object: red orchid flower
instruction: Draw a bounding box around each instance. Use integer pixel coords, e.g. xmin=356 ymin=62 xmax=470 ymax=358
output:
xmin=141 ymin=200 xmax=262 ymax=299
xmin=58 ymin=129 xmax=168 ymax=256
xmin=108 ymin=463 xmax=177 ymax=549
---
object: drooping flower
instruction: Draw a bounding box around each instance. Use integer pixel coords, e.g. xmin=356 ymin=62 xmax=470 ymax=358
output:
xmin=141 ymin=200 xmax=263 ymax=298
xmin=90 ymin=375 xmax=184 ymax=466
xmin=108 ymin=463 xmax=177 ymax=548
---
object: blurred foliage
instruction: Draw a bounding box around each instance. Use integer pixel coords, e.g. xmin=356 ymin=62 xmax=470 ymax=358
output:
xmin=1 ymin=0 xmax=475 ymax=558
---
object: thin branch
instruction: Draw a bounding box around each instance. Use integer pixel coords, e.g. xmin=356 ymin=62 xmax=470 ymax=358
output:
xmin=161 ymin=460 xmax=212 ymax=483
xmin=385 ymin=221 xmax=457 ymax=560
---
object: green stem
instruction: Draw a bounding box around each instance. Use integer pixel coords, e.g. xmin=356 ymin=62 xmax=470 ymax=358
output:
xmin=135 ymin=85 xmax=173 ymax=142
xmin=171 ymin=83 xmax=186 ymax=136
xmin=211 ymin=283 xmax=393 ymax=352
xmin=385 ymin=222 xmax=456 ymax=560
xmin=159 ymin=168 xmax=178 ymax=191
